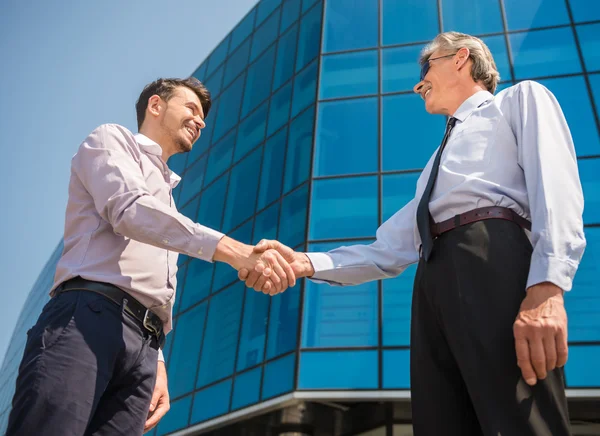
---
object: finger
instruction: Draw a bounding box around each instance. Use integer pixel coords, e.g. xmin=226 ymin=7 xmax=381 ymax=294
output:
xmin=253 ymin=273 xmax=270 ymax=294
xmin=269 ymin=252 xmax=289 ymax=292
xmin=515 ymin=337 xmax=537 ymax=386
xmin=238 ymin=268 xmax=249 ymax=281
xmin=556 ymin=328 xmax=568 ymax=367
xmin=254 ymin=261 xmax=272 ymax=277
xmin=271 ymin=250 xmax=295 ymax=288
xmin=144 ymin=399 xmax=169 ymax=432
xmin=543 ymin=335 xmax=557 ymax=372
xmin=253 ymin=239 xmax=271 ymax=253
xmin=529 ymin=335 xmax=547 ymax=380
xmin=244 ymin=268 xmax=263 ymax=288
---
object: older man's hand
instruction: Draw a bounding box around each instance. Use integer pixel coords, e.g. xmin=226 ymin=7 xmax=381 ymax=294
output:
xmin=513 ymin=282 xmax=568 ymax=386
xmin=238 ymin=240 xmax=314 ymax=294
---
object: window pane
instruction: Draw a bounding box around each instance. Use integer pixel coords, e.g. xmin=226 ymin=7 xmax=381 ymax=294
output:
xmin=382 ymin=45 xmax=423 ymax=94
xmin=291 ymin=59 xmax=318 ymax=118
xmin=590 ymin=74 xmax=600 ymax=117
xmin=190 ymin=379 xmax=232 ymax=424
xmin=180 ymin=156 xmax=206 ymax=205
xmin=510 ymin=28 xmax=582 ymax=79
xmin=168 ymin=153 xmax=187 ymax=176
xmin=382 ymin=266 xmax=417 ymax=346
xmin=224 ymin=38 xmax=251 ymax=88
xmin=258 ymin=128 xmax=287 ymax=210
xmin=481 ymin=35 xmax=512 ymax=83
xmin=196 ymin=284 xmax=244 ymax=387
xmin=382 ymin=94 xmax=446 ymax=171
xmin=303 ymin=0 xmax=319 ymax=12
xmin=284 ymin=107 xmax=314 ymax=193
xmin=565 ymin=345 xmax=600 ymax=387
xmin=303 ymin=267 xmax=378 ymax=347
xmin=296 ymin=3 xmax=322 ymax=72
xmin=577 ymin=24 xmax=600 ymax=73
xmin=156 ymin=395 xmax=191 ymax=435
xmin=279 ymin=184 xmax=309 ymax=247
xmin=174 ymin=262 xmax=188 ymax=315
xmin=323 ymin=0 xmax=377 ymax=53
xmin=537 ymin=76 xmax=600 ymax=157
xmin=257 ymin=0 xmax=282 ymax=26
xmin=204 ymin=64 xmax=225 ymax=99
xmin=315 ymin=98 xmax=378 ymax=176
xmin=266 ymin=284 xmax=301 ymax=359
xmin=382 ymin=0 xmax=438 ymax=46
xmin=310 ymin=176 xmax=378 ymax=239
xmin=262 ymin=353 xmax=296 ymax=399
xmin=197 ymin=173 xmax=228 ymax=231
xmin=382 ymin=173 xmax=419 ymax=222
xmin=231 ymin=367 xmax=261 ymax=410
xmin=382 ymin=349 xmax=410 ymax=388
xmin=503 ymin=0 xmax=569 ymax=30
xmin=243 ymin=46 xmax=276 ymax=117
xmin=281 ymin=0 xmax=302 ymax=33
xmin=320 ymin=50 xmax=378 ymax=99
xmin=251 ymin=7 xmax=280 ymax=62
xmin=236 ymin=289 xmax=270 ymax=371
xmin=191 ymin=61 xmax=208 ymax=82
xmin=168 ymin=303 xmax=207 ymax=398
xmin=566 ymin=227 xmax=600 ymax=341
xmin=298 ymin=350 xmax=378 ymax=389
xmin=204 ymin=129 xmax=235 ymax=186
xmin=212 ymin=221 xmax=254 ymax=293
xmin=273 ymin=24 xmax=299 ymax=91
xmin=268 ymin=82 xmax=292 ymax=136
xmin=207 ymin=35 xmax=231 ymax=77
xmin=569 ymin=0 xmax=600 ymax=23
xmin=253 ymin=202 xmax=280 ymax=244
xmin=230 ymin=8 xmax=256 ymax=53
xmin=180 ymin=258 xmax=212 ymax=311
xmin=223 ymin=149 xmax=261 ymax=232
xmin=442 ymin=0 xmax=503 ymax=34
xmin=180 ymin=195 xmax=199 ymax=221
xmin=235 ymin=101 xmax=269 ymax=162
xmin=213 ymin=73 xmax=246 ymax=142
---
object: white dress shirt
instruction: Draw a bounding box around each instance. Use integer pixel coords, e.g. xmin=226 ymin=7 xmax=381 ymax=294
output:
xmin=307 ymin=80 xmax=586 ymax=292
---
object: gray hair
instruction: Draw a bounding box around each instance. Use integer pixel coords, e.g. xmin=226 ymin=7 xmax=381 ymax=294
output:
xmin=419 ymin=32 xmax=500 ymax=94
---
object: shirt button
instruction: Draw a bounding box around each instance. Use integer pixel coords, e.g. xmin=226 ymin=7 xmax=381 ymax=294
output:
xmin=163 ymin=239 xmax=169 ymax=244
xmin=197 ymin=247 xmax=203 ymax=255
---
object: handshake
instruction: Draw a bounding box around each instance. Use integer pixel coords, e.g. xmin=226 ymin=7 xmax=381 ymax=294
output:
xmin=215 ymin=236 xmax=314 ymax=295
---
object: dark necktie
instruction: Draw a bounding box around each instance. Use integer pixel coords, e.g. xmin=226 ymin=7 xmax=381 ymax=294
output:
xmin=416 ymin=117 xmax=457 ymax=261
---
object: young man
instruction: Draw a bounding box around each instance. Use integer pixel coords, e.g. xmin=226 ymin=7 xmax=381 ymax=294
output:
xmin=7 ymin=77 xmax=295 ymax=436
xmin=240 ymin=32 xmax=586 ymax=435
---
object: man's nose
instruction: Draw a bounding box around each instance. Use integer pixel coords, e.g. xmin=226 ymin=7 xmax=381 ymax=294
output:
xmin=413 ymin=80 xmax=425 ymax=94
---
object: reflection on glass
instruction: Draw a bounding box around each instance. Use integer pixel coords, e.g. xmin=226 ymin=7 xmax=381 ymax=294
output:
xmin=323 ymin=0 xmax=377 ymax=53
xmin=382 ymin=0 xmax=438 ymax=46
xmin=298 ymin=350 xmax=378 ymax=389
xmin=320 ymin=50 xmax=378 ymax=99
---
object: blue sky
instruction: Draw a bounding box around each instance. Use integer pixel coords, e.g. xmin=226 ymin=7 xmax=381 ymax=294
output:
xmin=0 ymin=0 xmax=258 ymax=364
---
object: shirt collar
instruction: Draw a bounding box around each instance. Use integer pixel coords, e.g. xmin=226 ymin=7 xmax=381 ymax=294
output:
xmin=452 ymin=90 xmax=494 ymax=122
xmin=134 ymin=133 xmax=182 ymax=188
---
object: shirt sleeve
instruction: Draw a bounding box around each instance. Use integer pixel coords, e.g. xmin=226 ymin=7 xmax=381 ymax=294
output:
xmin=512 ymin=81 xmax=586 ymax=291
xmin=72 ymin=124 xmax=225 ymax=262
xmin=306 ymin=198 xmax=420 ymax=286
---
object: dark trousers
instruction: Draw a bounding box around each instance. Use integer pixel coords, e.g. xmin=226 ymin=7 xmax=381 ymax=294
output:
xmin=410 ymin=219 xmax=571 ymax=436
xmin=6 ymin=290 xmax=159 ymax=436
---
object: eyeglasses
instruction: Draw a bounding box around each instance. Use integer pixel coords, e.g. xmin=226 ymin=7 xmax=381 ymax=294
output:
xmin=420 ymin=53 xmax=457 ymax=82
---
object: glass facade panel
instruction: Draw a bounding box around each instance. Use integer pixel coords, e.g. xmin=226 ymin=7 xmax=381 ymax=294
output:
xmin=257 ymin=0 xmax=282 ymax=27
xmin=382 ymin=173 xmax=420 ymax=223
xmin=212 ymin=221 xmax=254 ymax=292
xmin=382 ymin=94 xmax=446 ymax=171
xmin=251 ymin=7 xmax=281 ymax=62
xmin=298 ymin=350 xmax=378 ymax=389
xmin=196 ymin=284 xmax=244 ymax=388
xmin=503 ymin=0 xmax=569 ymax=30
xmin=231 ymin=367 xmax=261 ymax=410
xmin=204 ymin=64 xmax=225 ymax=99
xmin=510 ymin=28 xmax=582 ymax=79
xmin=253 ymin=202 xmax=280 ymax=244
xmin=291 ymin=59 xmax=318 ymax=118
xmin=235 ymin=100 xmax=268 ymax=162
xmin=262 ymin=353 xmax=296 ymax=399
xmin=283 ymin=107 xmax=314 ymax=193
xmin=569 ymin=0 xmax=600 ymax=23
xmin=268 ymin=82 xmax=293 ymax=136
xmin=213 ymin=73 xmax=246 ymax=142
xmin=196 ymin=173 xmax=228 ymax=231
xmin=156 ymin=395 xmax=191 ymax=435
xmin=382 ymin=350 xmax=411 ymax=388
xmin=273 ymin=25 xmax=299 ymax=91
xmin=179 ymin=156 xmax=206 ymax=206
xmin=577 ymin=23 xmax=600 ymax=73
xmin=442 ymin=0 xmax=503 ymax=35
xmin=279 ymin=184 xmax=309 ymax=248
xmin=590 ymin=74 xmax=600 ymax=110
xmin=320 ymin=50 xmax=378 ymax=99
xmin=323 ymin=0 xmax=377 ymax=53
xmin=382 ymin=267 xmax=417 ymax=346
xmin=382 ymin=44 xmax=423 ymax=94
xmin=204 ymin=130 xmax=235 ymax=185
xmin=236 ymin=288 xmax=270 ymax=371
xmin=206 ymin=36 xmax=231 ymax=77
xmin=168 ymin=303 xmax=208 ymax=398
xmin=190 ymin=379 xmax=232 ymax=424
xmin=180 ymin=258 xmax=212 ymax=311
xmin=230 ymin=8 xmax=256 ymax=53
xmin=223 ymin=37 xmax=251 ymax=87
xmin=481 ymin=35 xmax=512 ymax=83
xmin=296 ymin=1 xmax=322 ymax=72
xmin=168 ymin=152 xmax=187 ymax=176
xmin=382 ymin=0 xmax=438 ymax=46
xmin=315 ymin=98 xmax=378 ymax=176
xmin=281 ymin=0 xmax=302 ymax=33
xmin=310 ymin=176 xmax=378 ymax=240
xmin=257 ymin=128 xmax=287 ymax=209
xmin=266 ymin=283 xmax=301 ymax=359
xmin=565 ymin=345 xmax=600 ymax=387
xmin=243 ymin=46 xmax=276 ymax=117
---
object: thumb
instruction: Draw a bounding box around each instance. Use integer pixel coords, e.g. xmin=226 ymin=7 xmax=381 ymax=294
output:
xmin=254 ymin=239 xmax=275 ymax=253
xmin=149 ymin=390 xmax=160 ymax=413
xmin=238 ymin=268 xmax=249 ymax=280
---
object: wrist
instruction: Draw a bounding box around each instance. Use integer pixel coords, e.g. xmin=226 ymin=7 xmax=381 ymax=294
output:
xmin=527 ymin=282 xmax=564 ymax=298
xmin=214 ymin=236 xmax=252 ymax=270
xmin=297 ymin=253 xmax=315 ymax=278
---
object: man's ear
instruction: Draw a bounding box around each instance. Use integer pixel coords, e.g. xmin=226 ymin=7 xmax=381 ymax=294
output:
xmin=147 ymin=95 xmax=163 ymax=119
xmin=455 ymin=47 xmax=471 ymax=71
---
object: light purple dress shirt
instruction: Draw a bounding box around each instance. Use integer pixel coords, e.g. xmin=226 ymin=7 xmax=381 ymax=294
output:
xmin=51 ymin=123 xmax=225 ymax=358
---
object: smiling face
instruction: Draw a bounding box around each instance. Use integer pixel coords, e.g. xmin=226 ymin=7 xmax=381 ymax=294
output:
xmin=158 ymin=86 xmax=206 ymax=154
xmin=413 ymin=48 xmax=471 ymax=115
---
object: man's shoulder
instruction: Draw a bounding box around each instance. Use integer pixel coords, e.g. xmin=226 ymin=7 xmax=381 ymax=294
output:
xmin=496 ymin=80 xmax=551 ymax=100
xmin=89 ymin=123 xmax=136 ymax=139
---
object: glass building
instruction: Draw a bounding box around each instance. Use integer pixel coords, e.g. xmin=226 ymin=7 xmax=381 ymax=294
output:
xmin=1 ymin=0 xmax=600 ymax=434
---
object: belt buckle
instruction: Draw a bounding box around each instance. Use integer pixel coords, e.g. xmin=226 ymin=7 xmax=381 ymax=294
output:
xmin=143 ymin=309 xmax=159 ymax=336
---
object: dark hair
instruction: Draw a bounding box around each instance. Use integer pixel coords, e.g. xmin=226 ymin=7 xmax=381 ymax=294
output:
xmin=135 ymin=77 xmax=212 ymax=129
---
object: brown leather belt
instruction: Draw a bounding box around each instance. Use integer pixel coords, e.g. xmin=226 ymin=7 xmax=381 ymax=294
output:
xmin=430 ymin=206 xmax=531 ymax=238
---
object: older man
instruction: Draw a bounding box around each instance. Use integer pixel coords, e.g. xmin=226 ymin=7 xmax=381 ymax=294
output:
xmin=240 ymin=32 xmax=586 ymax=435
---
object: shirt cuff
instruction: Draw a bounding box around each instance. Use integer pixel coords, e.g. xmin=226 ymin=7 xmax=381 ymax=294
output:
xmin=305 ymin=252 xmax=339 ymax=284
xmin=158 ymin=347 xmax=165 ymax=362
xmin=527 ymin=253 xmax=579 ymax=292
xmin=189 ymin=225 xmax=225 ymax=262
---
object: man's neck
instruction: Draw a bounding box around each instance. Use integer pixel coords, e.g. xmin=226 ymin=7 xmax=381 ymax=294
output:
xmin=447 ymin=83 xmax=487 ymax=116
xmin=139 ymin=127 xmax=174 ymax=162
